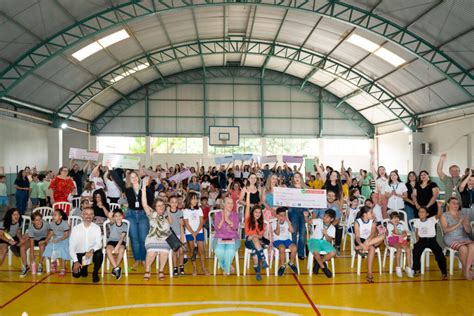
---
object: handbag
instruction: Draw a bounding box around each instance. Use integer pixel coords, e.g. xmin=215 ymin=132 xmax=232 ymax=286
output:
xmin=166 ymin=229 xmax=183 ymax=251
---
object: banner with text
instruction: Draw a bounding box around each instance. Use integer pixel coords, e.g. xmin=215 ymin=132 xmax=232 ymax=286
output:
xmin=102 ymin=153 xmax=140 ymax=169
xmin=169 ymin=169 xmax=193 ymax=183
xmin=69 ymin=148 xmax=99 ymax=161
xmin=273 ymin=187 xmax=326 ymax=209
xmin=282 ymin=155 xmax=304 ymax=164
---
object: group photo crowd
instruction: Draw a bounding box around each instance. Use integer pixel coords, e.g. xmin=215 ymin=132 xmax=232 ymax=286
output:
xmin=0 ymin=151 xmax=473 ymax=284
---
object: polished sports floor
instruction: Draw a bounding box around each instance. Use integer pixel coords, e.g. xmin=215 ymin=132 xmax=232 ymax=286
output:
xmin=1 ymin=245 xmax=472 ymax=316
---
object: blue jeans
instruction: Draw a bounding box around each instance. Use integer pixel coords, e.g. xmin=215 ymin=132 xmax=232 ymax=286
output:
xmin=15 ymin=190 xmax=28 ymax=214
xmin=288 ymin=207 xmax=307 ymax=257
xmin=126 ymin=209 xmax=149 ymax=261
xmin=214 ymin=239 xmax=240 ymax=274
xmin=404 ymin=205 xmax=415 ymax=221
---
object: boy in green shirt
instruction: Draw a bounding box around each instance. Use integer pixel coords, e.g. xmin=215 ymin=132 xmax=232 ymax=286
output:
xmin=37 ymin=174 xmax=48 ymax=207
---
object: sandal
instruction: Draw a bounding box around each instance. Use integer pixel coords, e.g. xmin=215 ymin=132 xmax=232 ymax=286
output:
xmin=159 ymin=271 xmax=165 ymax=281
xmin=366 ymin=274 xmax=374 ymax=283
xmin=144 ymin=271 xmax=151 ymax=281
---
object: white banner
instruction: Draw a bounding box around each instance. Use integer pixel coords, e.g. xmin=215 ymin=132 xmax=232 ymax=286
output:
xmin=102 ymin=153 xmax=141 ymax=169
xmin=232 ymin=153 xmax=253 ymax=161
xmin=215 ymin=155 xmax=233 ymax=165
xmin=273 ymin=187 xmax=327 ymax=209
xmin=69 ymin=148 xmax=99 ymax=161
xmin=169 ymin=169 xmax=193 ymax=183
xmin=260 ymin=155 xmax=277 ymax=163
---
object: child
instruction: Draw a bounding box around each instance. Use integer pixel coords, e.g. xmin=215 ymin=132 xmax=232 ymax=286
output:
xmin=0 ymin=175 xmax=8 ymax=210
xmin=37 ymin=174 xmax=48 ymax=207
xmin=30 ymin=174 xmax=40 ymax=209
xmin=43 ymin=209 xmax=70 ymax=276
xmin=243 ymin=188 xmax=268 ymax=281
xmin=271 ymin=207 xmax=298 ymax=276
xmin=412 ymin=203 xmax=447 ymax=279
xmin=346 ymin=196 xmax=359 ymax=233
xmin=167 ymin=196 xmax=185 ymax=276
xmin=81 ymin=181 xmax=95 ymax=201
xmin=387 ymin=212 xmax=413 ymax=278
xmin=106 ymin=209 xmax=128 ymax=280
xmin=0 ymin=208 xmax=29 ymax=276
xmin=308 ymin=209 xmax=337 ymax=278
xmin=354 ymin=206 xmax=385 ymax=283
xmin=28 ymin=211 xmax=49 ymax=275
xmin=183 ymin=192 xmax=209 ymax=276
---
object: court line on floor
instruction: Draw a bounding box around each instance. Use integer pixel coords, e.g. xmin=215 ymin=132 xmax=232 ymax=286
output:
xmin=0 ymin=274 xmax=50 ymax=309
xmin=0 ymin=277 xmax=467 ymax=287
xmin=292 ymin=274 xmax=321 ymax=316
xmin=47 ymin=301 xmax=409 ymax=316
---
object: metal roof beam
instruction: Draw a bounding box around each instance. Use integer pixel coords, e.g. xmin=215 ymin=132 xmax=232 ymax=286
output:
xmin=0 ymin=0 xmax=471 ymax=101
xmin=405 ymin=0 xmax=445 ymax=29
xmin=261 ymin=9 xmax=289 ymax=78
xmin=91 ymin=66 xmax=374 ymax=137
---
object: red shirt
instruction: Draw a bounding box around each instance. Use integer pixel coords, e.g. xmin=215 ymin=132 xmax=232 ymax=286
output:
xmin=49 ymin=177 xmax=75 ymax=202
xmin=202 ymin=206 xmax=211 ymax=222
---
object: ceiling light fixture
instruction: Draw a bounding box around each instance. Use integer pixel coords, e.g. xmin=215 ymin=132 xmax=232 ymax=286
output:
xmin=72 ymin=29 xmax=130 ymax=61
xmin=347 ymin=34 xmax=406 ymax=67
xmin=110 ymin=62 xmax=150 ymax=83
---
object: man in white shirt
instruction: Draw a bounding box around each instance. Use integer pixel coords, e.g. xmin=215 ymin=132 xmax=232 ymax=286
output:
xmin=69 ymin=207 xmax=103 ymax=282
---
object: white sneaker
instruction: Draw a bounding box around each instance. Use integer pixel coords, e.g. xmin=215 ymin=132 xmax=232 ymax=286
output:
xmin=405 ymin=267 xmax=414 ymax=278
xmin=395 ymin=267 xmax=403 ymax=278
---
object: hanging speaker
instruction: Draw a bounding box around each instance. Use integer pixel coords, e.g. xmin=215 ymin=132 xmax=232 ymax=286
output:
xmin=421 ymin=142 xmax=432 ymax=155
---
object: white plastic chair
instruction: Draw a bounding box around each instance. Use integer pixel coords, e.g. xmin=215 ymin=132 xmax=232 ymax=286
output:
xmin=68 ymin=215 xmax=83 ymax=227
xmin=101 ymin=219 xmax=130 ymax=278
xmin=438 ymin=222 xmax=462 ymax=275
xmin=382 ymin=219 xmax=409 ymax=274
xmin=357 ymin=195 xmax=366 ymax=205
xmin=208 ymin=209 xmax=223 ymax=257
xmin=53 ymin=202 xmax=73 ymax=215
xmin=243 ymin=247 xmax=270 ymax=276
xmin=43 ymin=216 xmax=53 ymax=223
xmin=308 ymin=250 xmax=335 ymax=276
xmin=409 ymin=218 xmax=432 ymax=274
xmin=8 ymin=215 xmax=31 ymax=266
xmin=349 ymin=225 xmax=382 ymax=275
xmin=71 ymin=197 xmax=81 ymax=209
xmin=33 ymin=207 xmax=54 ymax=217
xmin=270 ymin=247 xmax=300 ymax=276
xmin=213 ymin=248 xmax=240 ymax=276
xmin=388 ymin=209 xmax=409 ymax=224
xmin=155 ymin=249 xmax=174 ymax=277
xmin=109 ymin=203 xmax=121 ymax=212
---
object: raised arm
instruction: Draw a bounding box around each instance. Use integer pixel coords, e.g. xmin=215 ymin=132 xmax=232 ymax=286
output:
xmin=437 ymin=153 xmax=447 ymax=181
xmin=314 ymin=157 xmax=325 ymax=184
xmin=90 ymin=162 xmax=101 ymax=178
xmin=141 ymin=177 xmax=152 ymax=215
xmin=297 ymin=162 xmax=303 ymax=172
xmin=243 ymin=188 xmax=251 ymax=221
xmin=459 ymin=168 xmax=471 ymax=192
xmin=109 ymin=169 xmax=126 ymax=192
xmin=83 ymin=161 xmax=91 ymax=174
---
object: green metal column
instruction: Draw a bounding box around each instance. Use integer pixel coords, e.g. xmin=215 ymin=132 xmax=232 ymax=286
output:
xmin=318 ymin=89 xmax=323 ymax=138
xmin=145 ymin=86 xmax=149 ymax=136
xmin=203 ymin=71 xmax=207 ymax=136
xmin=260 ymin=76 xmax=265 ymax=136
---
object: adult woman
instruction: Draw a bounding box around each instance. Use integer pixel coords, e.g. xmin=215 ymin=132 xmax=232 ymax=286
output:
xmin=228 ymin=179 xmax=241 ymax=212
xmin=384 ymin=170 xmax=409 ymax=219
xmin=213 ymin=197 xmax=240 ymax=275
xmin=103 ymin=168 xmax=121 ymax=204
xmin=413 ymin=171 xmax=439 ymax=217
xmin=288 ymin=172 xmax=308 ymax=259
xmin=239 ymin=173 xmax=262 ymax=207
xmin=373 ymin=165 xmax=389 ymax=219
xmin=440 ymin=197 xmax=474 ymax=280
xmin=141 ymin=178 xmax=172 ymax=281
xmin=404 ymin=171 xmax=418 ymax=219
xmin=110 ymin=169 xmax=153 ymax=269
xmin=92 ymin=189 xmax=111 ymax=224
xmin=263 ymin=174 xmax=278 ymax=214
xmin=49 ymin=166 xmax=75 ymax=214
xmin=358 ymin=169 xmax=372 ymax=200
xmin=458 ymin=169 xmax=473 ymax=223
xmin=187 ymin=176 xmax=200 ymax=193
xmin=14 ymin=170 xmax=29 ymax=214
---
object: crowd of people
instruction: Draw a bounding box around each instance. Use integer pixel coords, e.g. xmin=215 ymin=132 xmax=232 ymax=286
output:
xmin=0 ymin=151 xmax=473 ymax=283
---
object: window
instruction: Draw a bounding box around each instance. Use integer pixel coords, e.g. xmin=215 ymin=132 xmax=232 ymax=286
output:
xmin=151 ymin=137 xmax=203 ymax=154
xmin=97 ymin=136 xmax=145 ymax=154
xmin=266 ymin=138 xmax=318 ymax=156
xmin=209 ymin=138 xmax=261 ymax=155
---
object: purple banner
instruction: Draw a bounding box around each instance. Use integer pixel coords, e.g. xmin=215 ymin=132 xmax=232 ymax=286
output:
xmin=282 ymin=155 xmax=303 ymax=164
xmin=168 ymin=169 xmax=193 ymax=183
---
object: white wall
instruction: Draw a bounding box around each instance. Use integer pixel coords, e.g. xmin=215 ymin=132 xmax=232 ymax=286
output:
xmin=376 ymin=131 xmax=411 ymax=175
xmin=415 ymin=116 xmax=474 ymax=175
xmin=62 ymin=129 xmax=90 ymax=167
xmin=0 ymin=116 xmax=48 ymax=174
